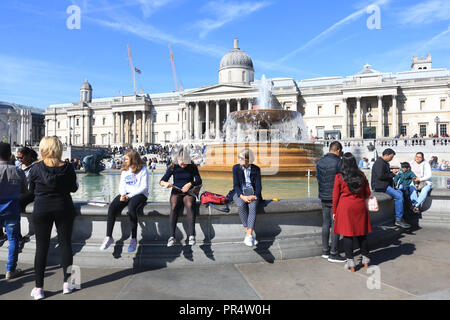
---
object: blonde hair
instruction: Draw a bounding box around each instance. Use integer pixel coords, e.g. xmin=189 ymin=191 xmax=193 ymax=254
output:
xmin=122 ymin=149 xmax=144 ymax=173
xmin=238 ymin=148 xmax=255 ymax=164
xmin=39 ymin=136 xmax=63 ymax=167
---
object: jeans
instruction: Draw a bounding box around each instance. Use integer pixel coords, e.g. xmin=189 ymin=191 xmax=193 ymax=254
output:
xmin=385 ymin=186 xmax=404 ymax=220
xmin=0 ymin=214 xmax=21 ymax=272
xmin=410 ymin=184 xmax=432 ymax=207
xmin=321 ymin=201 xmax=339 ymax=255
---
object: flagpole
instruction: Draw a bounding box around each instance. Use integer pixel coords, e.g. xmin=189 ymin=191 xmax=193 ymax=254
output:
xmin=127 ymin=44 xmax=137 ymax=95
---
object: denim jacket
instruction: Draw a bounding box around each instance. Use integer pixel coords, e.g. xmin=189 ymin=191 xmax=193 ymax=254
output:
xmin=0 ymin=161 xmax=27 ymax=217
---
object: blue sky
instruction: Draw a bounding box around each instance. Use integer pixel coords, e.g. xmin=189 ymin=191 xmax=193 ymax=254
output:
xmin=1 ymin=0 xmax=449 ymax=109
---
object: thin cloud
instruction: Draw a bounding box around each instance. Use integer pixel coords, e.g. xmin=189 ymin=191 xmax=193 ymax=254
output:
xmin=398 ymin=0 xmax=450 ymax=25
xmin=277 ymin=0 xmax=391 ymax=64
xmin=195 ymin=1 xmax=272 ymax=38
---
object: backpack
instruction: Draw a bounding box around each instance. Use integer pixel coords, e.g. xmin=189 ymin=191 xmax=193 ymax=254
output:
xmin=200 ymin=192 xmax=230 ymax=213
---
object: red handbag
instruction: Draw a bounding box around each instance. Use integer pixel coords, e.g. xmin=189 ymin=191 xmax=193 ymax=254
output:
xmin=200 ymin=192 xmax=228 ymax=205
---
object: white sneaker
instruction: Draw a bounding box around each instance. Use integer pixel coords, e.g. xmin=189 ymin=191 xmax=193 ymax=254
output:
xmin=128 ymin=238 xmax=137 ymax=252
xmin=63 ymin=282 xmax=73 ymax=294
xmin=244 ymin=235 xmax=253 ymax=247
xmin=188 ymin=236 xmax=196 ymax=246
xmin=167 ymin=237 xmax=175 ymax=247
xmin=31 ymin=287 xmax=44 ymax=300
xmin=252 ymin=235 xmax=258 ymax=246
xmin=100 ymin=237 xmax=114 ymax=251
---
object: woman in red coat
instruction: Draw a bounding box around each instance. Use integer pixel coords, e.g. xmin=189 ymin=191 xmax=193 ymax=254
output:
xmin=332 ymin=152 xmax=372 ymax=272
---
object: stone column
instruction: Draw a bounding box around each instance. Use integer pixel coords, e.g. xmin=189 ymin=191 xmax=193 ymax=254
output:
xmin=120 ymin=112 xmax=124 ymax=144
xmin=142 ymin=111 xmax=146 ymax=143
xmin=226 ymin=99 xmax=230 ymax=117
xmin=81 ymin=115 xmax=85 ymax=145
xmin=377 ymin=96 xmax=383 ymax=138
xmin=194 ymin=101 xmax=200 ymax=140
xmin=112 ymin=113 xmax=116 ymax=144
xmin=248 ymin=98 xmax=253 ymax=110
xmin=133 ymin=111 xmax=137 ymax=144
xmin=343 ymin=98 xmax=348 ymax=139
xmin=215 ymin=100 xmax=220 ymax=140
xmin=148 ymin=112 xmax=153 ymax=144
xmin=237 ymin=99 xmax=241 ymax=111
xmin=67 ymin=116 xmax=71 ymax=145
xmin=86 ymin=112 xmax=91 ymax=145
xmin=356 ymin=97 xmax=361 ymax=139
xmin=190 ymin=103 xmax=194 ymax=139
xmin=205 ymin=101 xmax=210 ymax=140
xmin=392 ymin=95 xmax=398 ymax=138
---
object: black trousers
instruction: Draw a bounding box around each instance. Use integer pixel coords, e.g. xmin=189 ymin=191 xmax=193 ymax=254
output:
xmin=343 ymin=236 xmax=369 ymax=259
xmin=33 ymin=211 xmax=74 ymax=288
xmin=106 ymin=194 xmax=147 ymax=239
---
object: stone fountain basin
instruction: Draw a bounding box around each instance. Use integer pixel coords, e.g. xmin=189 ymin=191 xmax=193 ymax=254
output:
xmin=229 ymin=109 xmax=299 ymax=123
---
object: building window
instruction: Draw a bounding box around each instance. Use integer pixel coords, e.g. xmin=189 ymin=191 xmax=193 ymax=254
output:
xmin=76 ymin=118 xmax=79 ymax=126
xmin=92 ymin=118 xmax=95 ymax=126
xmin=349 ymin=127 xmax=355 ymax=138
xmin=165 ymin=114 xmax=169 ymax=122
xmin=366 ymin=103 xmax=372 ymax=112
xmin=103 ymin=118 xmax=106 ymax=125
xmin=242 ymin=71 xmax=246 ymax=82
xmin=335 ymin=105 xmax=340 ymax=115
xmin=164 ymin=131 xmax=170 ymax=142
xmin=420 ymin=125 xmax=427 ymax=137
xmin=57 ymin=122 xmax=60 ymax=129
xmin=384 ymin=125 xmax=389 ymax=137
xmin=400 ymin=125 xmax=407 ymax=136
xmin=440 ymin=124 xmax=447 ymax=136
xmin=441 ymin=99 xmax=446 ymax=110
xmin=316 ymin=127 xmax=324 ymax=139
xmin=420 ymin=100 xmax=425 ymax=111
xmin=317 ymin=105 xmax=322 ymax=116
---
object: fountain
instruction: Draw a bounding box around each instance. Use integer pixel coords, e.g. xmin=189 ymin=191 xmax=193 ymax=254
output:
xmin=199 ymin=75 xmax=323 ymax=178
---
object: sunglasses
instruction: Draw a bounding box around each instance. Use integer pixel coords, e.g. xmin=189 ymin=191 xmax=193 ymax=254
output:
xmin=17 ymin=156 xmax=23 ymax=160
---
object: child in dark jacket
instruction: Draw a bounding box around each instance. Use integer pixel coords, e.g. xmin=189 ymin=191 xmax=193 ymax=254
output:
xmin=394 ymin=162 xmax=416 ymax=190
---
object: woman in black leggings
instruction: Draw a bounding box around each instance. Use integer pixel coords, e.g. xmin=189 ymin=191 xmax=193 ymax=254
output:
xmin=160 ymin=149 xmax=202 ymax=247
xmin=28 ymin=137 xmax=78 ymax=300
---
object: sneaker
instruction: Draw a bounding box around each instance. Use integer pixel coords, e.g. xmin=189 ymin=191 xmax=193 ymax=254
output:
xmin=63 ymin=282 xmax=73 ymax=294
xmin=167 ymin=237 xmax=175 ymax=247
xmin=5 ymin=268 xmax=23 ymax=281
xmin=128 ymin=238 xmax=137 ymax=252
xmin=361 ymin=256 xmax=370 ymax=268
xmin=244 ymin=235 xmax=253 ymax=247
xmin=321 ymin=254 xmax=330 ymax=259
xmin=252 ymin=235 xmax=258 ymax=246
xmin=188 ymin=236 xmax=196 ymax=246
xmin=328 ymin=254 xmax=346 ymax=263
xmin=344 ymin=259 xmax=356 ymax=272
xmin=99 ymin=236 xmax=114 ymax=251
xmin=395 ymin=219 xmax=411 ymax=229
xmin=30 ymin=287 xmax=45 ymax=300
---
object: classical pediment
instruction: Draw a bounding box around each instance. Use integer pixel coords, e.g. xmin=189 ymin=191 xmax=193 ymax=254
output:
xmin=183 ymin=84 xmax=254 ymax=96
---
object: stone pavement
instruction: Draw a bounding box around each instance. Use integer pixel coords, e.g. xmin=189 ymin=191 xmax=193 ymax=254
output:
xmin=0 ymin=226 xmax=449 ymax=300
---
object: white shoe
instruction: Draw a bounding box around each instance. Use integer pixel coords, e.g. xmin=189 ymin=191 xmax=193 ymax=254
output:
xmin=252 ymin=235 xmax=258 ymax=246
xmin=188 ymin=236 xmax=196 ymax=246
xmin=31 ymin=287 xmax=44 ymax=300
xmin=63 ymin=282 xmax=73 ymax=294
xmin=100 ymin=237 xmax=114 ymax=251
xmin=128 ymin=238 xmax=137 ymax=252
xmin=244 ymin=235 xmax=253 ymax=247
xmin=167 ymin=237 xmax=175 ymax=247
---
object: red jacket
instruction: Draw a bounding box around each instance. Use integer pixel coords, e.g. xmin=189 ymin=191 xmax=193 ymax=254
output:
xmin=332 ymin=174 xmax=372 ymax=237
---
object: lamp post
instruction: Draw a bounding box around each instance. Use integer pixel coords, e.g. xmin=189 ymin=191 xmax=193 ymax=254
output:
xmin=367 ymin=113 xmax=373 ymax=139
xmin=435 ymin=116 xmax=440 ymax=137
xmin=69 ymin=127 xmax=73 ymax=146
xmin=108 ymin=132 xmax=112 ymax=148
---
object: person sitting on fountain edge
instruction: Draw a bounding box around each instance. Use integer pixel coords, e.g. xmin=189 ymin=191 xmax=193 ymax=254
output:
xmin=160 ymin=147 xmax=202 ymax=247
xmin=232 ymin=148 xmax=262 ymax=247
xmin=316 ymin=141 xmax=346 ymax=263
xmin=100 ymin=149 xmax=149 ymax=253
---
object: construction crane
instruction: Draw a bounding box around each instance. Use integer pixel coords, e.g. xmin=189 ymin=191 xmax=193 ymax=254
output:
xmin=169 ymin=45 xmax=182 ymax=92
xmin=127 ymin=44 xmax=137 ymax=95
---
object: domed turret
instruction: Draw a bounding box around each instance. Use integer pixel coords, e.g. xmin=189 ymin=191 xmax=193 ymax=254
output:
xmin=219 ymin=39 xmax=254 ymax=85
xmin=80 ymin=79 xmax=92 ymax=103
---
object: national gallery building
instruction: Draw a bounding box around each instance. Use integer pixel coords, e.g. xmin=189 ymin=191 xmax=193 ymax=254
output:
xmin=45 ymin=39 xmax=450 ymax=146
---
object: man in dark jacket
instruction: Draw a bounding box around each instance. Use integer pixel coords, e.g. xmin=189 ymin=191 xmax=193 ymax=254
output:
xmin=371 ymin=148 xmax=410 ymax=229
xmin=316 ymin=141 xmax=345 ymax=263
xmin=0 ymin=142 xmax=27 ymax=280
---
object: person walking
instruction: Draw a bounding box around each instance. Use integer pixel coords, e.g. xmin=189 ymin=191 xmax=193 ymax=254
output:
xmin=0 ymin=142 xmax=27 ymax=281
xmin=371 ymin=149 xmax=410 ymax=229
xmin=160 ymin=148 xmax=202 ymax=247
xmin=316 ymin=141 xmax=345 ymax=262
xmin=100 ymin=150 xmax=149 ymax=252
xmin=28 ymin=137 xmax=79 ymax=299
xmin=332 ymin=153 xmax=372 ymax=272
xmin=232 ymin=149 xmax=262 ymax=247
